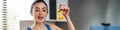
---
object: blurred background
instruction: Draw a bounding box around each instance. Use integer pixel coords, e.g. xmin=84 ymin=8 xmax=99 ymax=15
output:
xmin=1 ymin=0 xmax=120 ymax=30
xmin=69 ymin=0 xmax=120 ymax=30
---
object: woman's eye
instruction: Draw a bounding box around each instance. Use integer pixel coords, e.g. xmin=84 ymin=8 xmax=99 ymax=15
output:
xmin=43 ymin=10 xmax=46 ymax=12
xmin=35 ymin=10 xmax=39 ymax=12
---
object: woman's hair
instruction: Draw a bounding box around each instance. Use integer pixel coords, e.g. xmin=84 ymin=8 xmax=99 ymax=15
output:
xmin=30 ymin=0 xmax=48 ymax=13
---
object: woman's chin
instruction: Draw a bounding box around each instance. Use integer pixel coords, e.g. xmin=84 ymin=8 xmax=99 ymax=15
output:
xmin=36 ymin=20 xmax=44 ymax=23
xmin=36 ymin=21 xmax=44 ymax=23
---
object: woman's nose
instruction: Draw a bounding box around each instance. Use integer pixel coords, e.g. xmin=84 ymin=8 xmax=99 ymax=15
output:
xmin=38 ymin=12 xmax=42 ymax=15
xmin=38 ymin=10 xmax=43 ymax=15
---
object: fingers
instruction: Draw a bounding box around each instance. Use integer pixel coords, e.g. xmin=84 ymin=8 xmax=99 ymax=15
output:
xmin=59 ymin=3 xmax=70 ymax=11
xmin=59 ymin=3 xmax=70 ymax=15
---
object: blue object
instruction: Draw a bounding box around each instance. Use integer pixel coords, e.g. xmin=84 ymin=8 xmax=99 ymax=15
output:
xmin=27 ymin=24 xmax=51 ymax=30
xmin=27 ymin=26 xmax=32 ymax=30
xmin=45 ymin=24 xmax=52 ymax=30
xmin=90 ymin=24 xmax=120 ymax=30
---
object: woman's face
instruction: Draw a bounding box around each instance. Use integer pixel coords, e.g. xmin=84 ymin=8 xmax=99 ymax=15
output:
xmin=32 ymin=2 xmax=48 ymax=23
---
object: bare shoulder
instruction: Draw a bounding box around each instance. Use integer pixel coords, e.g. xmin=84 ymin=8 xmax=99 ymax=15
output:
xmin=48 ymin=23 xmax=63 ymax=30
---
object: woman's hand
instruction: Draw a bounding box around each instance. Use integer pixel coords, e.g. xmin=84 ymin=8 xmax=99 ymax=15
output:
xmin=59 ymin=3 xmax=75 ymax=30
xmin=59 ymin=3 xmax=70 ymax=16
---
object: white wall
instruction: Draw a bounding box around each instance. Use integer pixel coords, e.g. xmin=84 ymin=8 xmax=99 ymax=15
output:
xmin=7 ymin=0 xmax=35 ymax=30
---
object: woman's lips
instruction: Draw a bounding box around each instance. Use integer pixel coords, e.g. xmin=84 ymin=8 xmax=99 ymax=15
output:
xmin=38 ymin=16 xmax=43 ymax=20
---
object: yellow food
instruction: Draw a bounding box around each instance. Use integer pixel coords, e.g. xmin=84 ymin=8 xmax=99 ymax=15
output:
xmin=58 ymin=10 xmax=64 ymax=20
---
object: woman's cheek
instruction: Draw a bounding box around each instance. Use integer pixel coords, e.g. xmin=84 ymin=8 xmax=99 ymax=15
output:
xmin=34 ymin=12 xmax=38 ymax=20
xmin=45 ymin=13 xmax=48 ymax=17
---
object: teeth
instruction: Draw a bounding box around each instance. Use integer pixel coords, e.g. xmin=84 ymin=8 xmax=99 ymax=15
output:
xmin=38 ymin=16 xmax=43 ymax=19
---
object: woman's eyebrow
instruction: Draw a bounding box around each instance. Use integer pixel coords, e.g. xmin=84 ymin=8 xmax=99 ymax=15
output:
xmin=42 ymin=7 xmax=46 ymax=9
xmin=35 ymin=7 xmax=39 ymax=9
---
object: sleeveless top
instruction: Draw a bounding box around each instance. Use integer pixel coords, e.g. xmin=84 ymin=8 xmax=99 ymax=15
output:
xmin=27 ymin=24 xmax=51 ymax=30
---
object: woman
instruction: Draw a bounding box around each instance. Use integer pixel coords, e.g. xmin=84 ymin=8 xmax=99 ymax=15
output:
xmin=24 ymin=0 xmax=75 ymax=30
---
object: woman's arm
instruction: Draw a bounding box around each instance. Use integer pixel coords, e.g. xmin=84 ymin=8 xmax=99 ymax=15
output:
xmin=65 ymin=15 xmax=75 ymax=30
xmin=60 ymin=3 xmax=75 ymax=30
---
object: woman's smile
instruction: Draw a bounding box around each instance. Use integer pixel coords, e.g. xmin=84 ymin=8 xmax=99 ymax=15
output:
xmin=37 ymin=16 xmax=44 ymax=20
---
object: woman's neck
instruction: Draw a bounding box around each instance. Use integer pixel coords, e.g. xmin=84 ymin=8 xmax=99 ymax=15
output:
xmin=35 ymin=22 xmax=44 ymax=26
xmin=31 ymin=22 xmax=46 ymax=30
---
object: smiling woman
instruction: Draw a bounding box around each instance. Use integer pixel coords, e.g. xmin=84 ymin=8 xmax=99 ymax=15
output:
xmin=23 ymin=0 xmax=75 ymax=30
